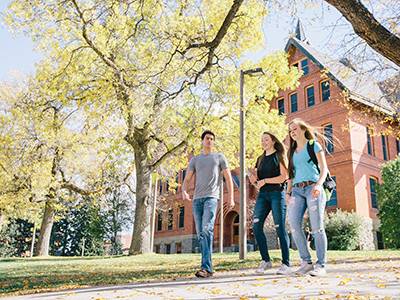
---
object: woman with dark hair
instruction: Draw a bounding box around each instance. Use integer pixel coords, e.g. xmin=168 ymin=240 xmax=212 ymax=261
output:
xmin=249 ymin=132 xmax=291 ymax=275
xmin=286 ymin=118 xmax=328 ymax=277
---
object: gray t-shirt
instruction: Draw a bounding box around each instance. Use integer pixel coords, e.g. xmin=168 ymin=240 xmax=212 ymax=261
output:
xmin=188 ymin=152 xmax=228 ymax=200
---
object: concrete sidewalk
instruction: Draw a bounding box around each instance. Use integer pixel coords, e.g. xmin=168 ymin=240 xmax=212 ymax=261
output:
xmin=3 ymin=259 xmax=400 ymax=299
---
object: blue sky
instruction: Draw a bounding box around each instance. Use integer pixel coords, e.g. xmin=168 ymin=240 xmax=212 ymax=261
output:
xmin=0 ymin=1 xmax=42 ymax=81
xmin=0 ymin=1 xmax=346 ymax=82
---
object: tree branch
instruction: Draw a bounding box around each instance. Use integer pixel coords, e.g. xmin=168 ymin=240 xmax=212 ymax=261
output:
xmin=325 ymin=0 xmax=400 ymax=67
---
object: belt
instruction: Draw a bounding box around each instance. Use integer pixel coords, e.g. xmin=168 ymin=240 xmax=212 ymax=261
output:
xmin=293 ymin=181 xmax=316 ymax=188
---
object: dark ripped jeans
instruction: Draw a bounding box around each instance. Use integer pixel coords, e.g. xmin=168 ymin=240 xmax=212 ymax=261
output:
xmin=253 ymin=190 xmax=290 ymax=266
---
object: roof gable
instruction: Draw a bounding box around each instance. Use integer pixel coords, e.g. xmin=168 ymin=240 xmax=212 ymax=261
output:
xmin=284 ymin=37 xmax=395 ymax=115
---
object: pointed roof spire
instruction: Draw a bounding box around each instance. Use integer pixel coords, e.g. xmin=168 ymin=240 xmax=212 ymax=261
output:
xmin=295 ymin=19 xmax=306 ymax=41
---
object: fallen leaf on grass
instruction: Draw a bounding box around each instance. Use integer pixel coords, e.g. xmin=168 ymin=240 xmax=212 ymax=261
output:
xmin=376 ymin=283 xmax=386 ymax=288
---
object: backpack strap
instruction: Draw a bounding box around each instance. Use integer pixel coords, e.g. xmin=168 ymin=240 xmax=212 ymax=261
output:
xmin=273 ymin=152 xmax=280 ymax=169
xmin=306 ymin=140 xmax=321 ymax=174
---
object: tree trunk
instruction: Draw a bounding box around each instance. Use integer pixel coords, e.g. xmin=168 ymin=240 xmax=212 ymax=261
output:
xmin=35 ymin=200 xmax=55 ymax=256
xmin=128 ymin=127 xmax=153 ymax=255
xmin=129 ymin=155 xmax=152 ymax=255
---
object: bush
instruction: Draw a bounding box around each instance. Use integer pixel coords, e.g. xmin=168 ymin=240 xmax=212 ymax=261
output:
xmin=0 ymin=221 xmax=18 ymax=257
xmin=378 ymin=157 xmax=400 ymax=248
xmin=325 ymin=209 xmax=363 ymax=250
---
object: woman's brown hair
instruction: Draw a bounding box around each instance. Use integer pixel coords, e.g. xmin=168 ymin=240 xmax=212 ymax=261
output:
xmin=256 ymin=131 xmax=288 ymax=171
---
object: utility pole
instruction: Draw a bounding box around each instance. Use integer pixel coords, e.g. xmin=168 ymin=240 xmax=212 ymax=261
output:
xmin=30 ymin=225 xmax=36 ymax=258
xmin=239 ymin=67 xmax=264 ymax=260
xmin=150 ymin=178 xmax=158 ymax=252
xmin=219 ymin=180 xmax=224 ymax=253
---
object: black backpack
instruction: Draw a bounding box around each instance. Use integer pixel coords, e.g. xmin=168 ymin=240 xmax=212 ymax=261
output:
xmin=306 ymin=140 xmax=336 ymax=200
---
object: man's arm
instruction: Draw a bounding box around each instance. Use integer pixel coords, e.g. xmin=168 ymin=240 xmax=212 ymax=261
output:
xmin=182 ymin=168 xmax=194 ymax=201
xmin=223 ymin=168 xmax=234 ymax=209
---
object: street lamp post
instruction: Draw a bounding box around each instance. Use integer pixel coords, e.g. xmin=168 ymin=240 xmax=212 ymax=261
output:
xmin=239 ymin=67 xmax=263 ymax=260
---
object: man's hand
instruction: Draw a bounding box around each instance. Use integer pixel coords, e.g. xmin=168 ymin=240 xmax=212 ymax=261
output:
xmin=182 ymin=190 xmax=191 ymax=201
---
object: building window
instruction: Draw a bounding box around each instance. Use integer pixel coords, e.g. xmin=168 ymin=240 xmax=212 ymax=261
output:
xmin=321 ymin=80 xmax=330 ymax=101
xmin=176 ymin=242 xmax=182 ymax=254
xmin=165 ymin=244 xmax=171 ymax=254
xmin=326 ymin=176 xmax=337 ymax=207
xmin=306 ymin=86 xmax=315 ymax=107
xmin=397 ymin=139 xmax=400 ymax=156
xmin=182 ymin=169 xmax=186 ymax=182
xmin=232 ymin=173 xmax=240 ymax=188
xmin=157 ymin=211 xmax=163 ymax=231
xmin=381 ymin=135 xmax=388 ymax=161
xmin=167 ymin=208 xmax=173 ymax=230
xmin=366 ymin=127 xmax=374 ymax=156
xmin=277 ymin=98 xmax=285 ymax=115
xmin=369 ymin=177 xmax=378 ymax=209
xmin=178 ymin=206 xmax=185 ymax=228
xmin=158 ymin=180 xmax=163 ymax=195
xmin=293 ymin=62 xmax=299 ymax=69
xmin=301 ymin=59 xmax=309 ymax=75
xmin=376 ymin=232 xmax=384 ymax=249
xmin=290 ymin=93 xmax=298 ymax=113
xmin=324 ymin=124 xmax=334 ymax=154
xmin=175 ymin=174 xmax=179 ymax=192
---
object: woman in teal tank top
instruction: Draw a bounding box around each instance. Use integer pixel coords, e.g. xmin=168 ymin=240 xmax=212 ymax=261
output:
xmin=286 ymin=118 xmax=329 ymax=277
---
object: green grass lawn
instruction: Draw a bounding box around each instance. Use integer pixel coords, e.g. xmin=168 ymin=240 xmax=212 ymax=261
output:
xmin=1 ymin=250 xmax=400 ymax=296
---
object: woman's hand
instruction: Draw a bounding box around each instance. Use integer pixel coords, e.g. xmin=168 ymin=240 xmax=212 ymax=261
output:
xmin=249 ymin=173 xmax=258 ymax=185
xmin=256 ymin=179 xmax=266 ymax=190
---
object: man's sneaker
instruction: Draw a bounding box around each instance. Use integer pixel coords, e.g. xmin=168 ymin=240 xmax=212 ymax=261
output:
xmin=276 ymin=264 xmax=292 ymax=275
xmin=294 ymin=261 xmax=314 ymax=275
xmin=309 ymin=264 xmax=326 ymax=277
xmin=195 ymin=269 xmax=213 ymax=278
xmin=255 ymin=260 xmax=273 ymax=274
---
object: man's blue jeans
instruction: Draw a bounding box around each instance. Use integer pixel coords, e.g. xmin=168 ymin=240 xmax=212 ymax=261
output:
xmin=192 ymin=197 xmax=218 ymax=273
xmin=288 ymin=185 xmax=327 ymax=266
xmin=253 ymin=190 xmax=290 ymax=266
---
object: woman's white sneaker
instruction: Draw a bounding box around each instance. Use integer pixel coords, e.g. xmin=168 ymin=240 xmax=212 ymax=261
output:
xmin=294 ymin=261 xmax=314 ymax=275
xmin=276 ymin=264 xmax=292 ymax=275
xmin=309 ymin=264 xmax=326 ymax=277
xmin=256 ymin=260 xmax=273 ymax=274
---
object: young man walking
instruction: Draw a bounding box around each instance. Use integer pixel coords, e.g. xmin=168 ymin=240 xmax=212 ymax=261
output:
xmin=182 ymin=130 xmax=234 ymax=278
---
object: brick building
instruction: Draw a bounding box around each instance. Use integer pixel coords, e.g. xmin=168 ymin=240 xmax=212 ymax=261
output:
xmin=143 ymin=22 xmax=400 ymax=253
